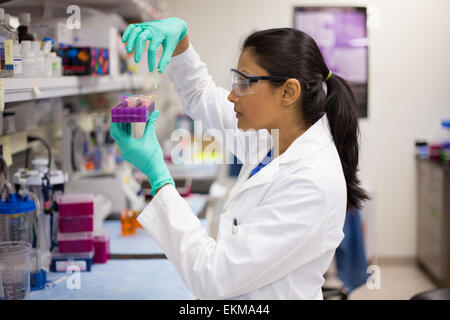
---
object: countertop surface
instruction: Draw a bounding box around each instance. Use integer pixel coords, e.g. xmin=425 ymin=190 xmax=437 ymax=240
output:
xmin=28 ymin=195 xmax=209 ymax=300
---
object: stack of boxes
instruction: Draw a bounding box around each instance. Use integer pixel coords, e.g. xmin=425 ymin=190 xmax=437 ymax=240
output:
xmin=51 ymin=194 xmax=110 ymax=272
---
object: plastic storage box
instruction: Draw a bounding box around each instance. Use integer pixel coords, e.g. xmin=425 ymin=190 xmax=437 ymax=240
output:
xmin=51 ymin=247 xmax=94 ymax=272
xmin=58 ymin=47 xmax=109 ymax=76
xmin=57 ymin=232 xmax=94 ymax=253
xmin=59 ymin=215 xmax=94 ymax=233
xmin=93 ymin=230 xmax=110 ymax=264
xmin=56 ymin=194 xmax=94 ymax=217
xmin=111 ymin=95 xmax=155 ymax=123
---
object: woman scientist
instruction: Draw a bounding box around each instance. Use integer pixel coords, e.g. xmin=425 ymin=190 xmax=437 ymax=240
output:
xmin=110 ymin=17 xmax=369 ymax=300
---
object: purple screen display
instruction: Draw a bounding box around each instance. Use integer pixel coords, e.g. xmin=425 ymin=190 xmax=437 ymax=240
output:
xmin=294 ymin=7 xmax=368 ymax=117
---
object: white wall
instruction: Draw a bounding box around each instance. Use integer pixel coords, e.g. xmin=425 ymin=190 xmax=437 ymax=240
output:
xmin=166 ymin=0 xmax=450 ymax=258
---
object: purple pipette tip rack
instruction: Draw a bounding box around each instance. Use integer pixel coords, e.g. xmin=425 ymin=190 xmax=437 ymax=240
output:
xmin=111 ymin=95 xmax=155 ymax=123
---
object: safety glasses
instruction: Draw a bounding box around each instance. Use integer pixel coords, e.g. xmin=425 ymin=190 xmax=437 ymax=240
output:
xmin=230 ymin=68 xmax=289 ymax=97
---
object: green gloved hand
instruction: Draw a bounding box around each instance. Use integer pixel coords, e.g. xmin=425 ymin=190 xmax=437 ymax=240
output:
xmin=122 ymin=17 xmax=187 ymax=73
xmin=110 ymin=110 xmax=175 ymax=196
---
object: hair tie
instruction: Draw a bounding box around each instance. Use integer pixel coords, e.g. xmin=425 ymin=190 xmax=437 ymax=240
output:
xmin=325 ymin=70 xmax=332 ymax=82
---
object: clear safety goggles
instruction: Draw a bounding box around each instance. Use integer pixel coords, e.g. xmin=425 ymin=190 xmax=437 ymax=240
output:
xmin=230 ymin=68 xmax=289 ymax=97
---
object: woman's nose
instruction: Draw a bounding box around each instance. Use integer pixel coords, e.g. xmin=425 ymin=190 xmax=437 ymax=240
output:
xmin=228 ymin=89 xmax=239 ymax=103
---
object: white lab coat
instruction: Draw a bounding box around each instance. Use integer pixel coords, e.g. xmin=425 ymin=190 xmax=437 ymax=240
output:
xmin=137 ymin=44 xmax=347 ymax=300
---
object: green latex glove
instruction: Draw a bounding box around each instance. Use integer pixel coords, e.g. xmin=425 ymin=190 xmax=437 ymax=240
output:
xmin=122 ymin=17 xmax=187 ymax=73
xmin=110 ymin=110 xmax=175 ymax=196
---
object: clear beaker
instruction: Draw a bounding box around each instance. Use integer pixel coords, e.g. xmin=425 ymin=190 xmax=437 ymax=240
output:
xmin=0 ymin=241 xmax=31 ymax=300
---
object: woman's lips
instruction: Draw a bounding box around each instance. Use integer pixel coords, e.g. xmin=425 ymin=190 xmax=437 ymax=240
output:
xmin=236 ymin=112 xmax=243 ymax=118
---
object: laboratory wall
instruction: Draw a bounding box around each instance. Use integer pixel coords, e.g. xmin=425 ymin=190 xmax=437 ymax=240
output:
xmin=166 ymin=0 xmax=450 ymax=259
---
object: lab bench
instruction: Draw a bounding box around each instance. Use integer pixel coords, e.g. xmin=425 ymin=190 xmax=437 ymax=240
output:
xmin=28 ymin=195 xmax=209 ymax=300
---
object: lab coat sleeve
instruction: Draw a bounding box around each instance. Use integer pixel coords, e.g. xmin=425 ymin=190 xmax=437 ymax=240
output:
xmin=137 ymin=174 xmax=330 ymax=300
xmin=164 ymin=43 xmax=256 ymax=163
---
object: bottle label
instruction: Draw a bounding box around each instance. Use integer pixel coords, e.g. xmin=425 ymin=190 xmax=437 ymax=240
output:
xmin=14 ymin=58 xmax=23 ymax=75
xmin=4 ymin=40 xmax=13 ymax=68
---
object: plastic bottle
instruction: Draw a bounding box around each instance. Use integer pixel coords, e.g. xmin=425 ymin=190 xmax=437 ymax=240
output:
xmin=4 ymin=14 xmax=21 ymax=77
xmin=415 ymin=141 xmax=428 ymax=159
xmin=42 ymin=39 xmax=53 ymax=77
xmin=0 ymin=9 xmax=15 ymax=77
xmin=21 ymin=40 xmax=36 ymax=77
xmin=18 ymin=13 xmax=34 ymax=42
xmin=440 ymin=119 xmax=450 ymax=165
xmin=428 ymin=119 xmax=450 ymax=162
xmin=441 ymin=119 xmax=450 ymax=141
xmin=13 ymin=40 xmax=22 ymax=76
xmin=49 ymin=52 xmax=61 ymax=77
xmin=32 ymin=41 xmax=44 ymax=76
xmin=56 ymin=54 xmax=62 ymax=76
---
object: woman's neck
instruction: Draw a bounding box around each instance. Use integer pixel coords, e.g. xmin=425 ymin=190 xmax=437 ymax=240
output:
xmin=268 ymin=121 xmax=309 ymax=156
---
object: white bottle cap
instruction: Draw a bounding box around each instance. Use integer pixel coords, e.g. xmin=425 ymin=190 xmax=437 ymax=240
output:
xmin=42 ymin=40 xmax=52 ymax=54
xmin=19 ymin=13 xmax=31 ymax=26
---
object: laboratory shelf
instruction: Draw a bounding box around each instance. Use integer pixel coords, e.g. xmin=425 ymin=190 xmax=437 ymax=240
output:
xmin=3 ymin=74 xmax=146 ymax=103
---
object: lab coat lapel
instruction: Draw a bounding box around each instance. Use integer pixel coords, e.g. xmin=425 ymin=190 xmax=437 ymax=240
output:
xmin=238 ymin=157 xmax=280 ymax=194
xmin=224 ymin=114 xmax=332 ymax=209
xmin=224 ymin=156 xmax=279 ymax=209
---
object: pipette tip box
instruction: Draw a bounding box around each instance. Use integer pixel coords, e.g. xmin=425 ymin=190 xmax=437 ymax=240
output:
xmin=59 ymin=215 xmax=94 ymax=233
xmin=111 ymin=95 xmax=156 ymax=123
xmin=93 ymin=230 xmax=110 ymax=264
xmin=56 ymin=194 xmax=94 ymax=217
xmin=57 ymin=232 xmax=94 ymax=253
xmin=51 ymin=247 xmax=94 ymax=272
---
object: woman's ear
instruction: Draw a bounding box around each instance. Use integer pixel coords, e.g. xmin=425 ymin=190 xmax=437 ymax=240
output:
xmin=280 ymin=79 xmax=301 ymax=107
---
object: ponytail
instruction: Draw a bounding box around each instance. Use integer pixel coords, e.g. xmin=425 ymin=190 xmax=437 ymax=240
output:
xmin=243 ymin=27 xmax=369 ymax=211
xmin=324 ymin=73 xmax=369 ymax=210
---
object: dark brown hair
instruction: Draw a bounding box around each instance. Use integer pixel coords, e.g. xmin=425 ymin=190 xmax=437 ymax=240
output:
xmin=243 ymin=28 xmax=369 ymax=210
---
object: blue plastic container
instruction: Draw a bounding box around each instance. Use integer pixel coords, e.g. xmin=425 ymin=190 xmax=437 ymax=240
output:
xmin=0 ymin=194 xmax=36 ymax=243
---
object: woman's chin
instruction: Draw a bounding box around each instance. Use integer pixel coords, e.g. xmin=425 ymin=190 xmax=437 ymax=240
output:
xmin=237 ymin=122 xmax=248 ymax=131
xmin=237 ymin=121 xmax=259 ymax=132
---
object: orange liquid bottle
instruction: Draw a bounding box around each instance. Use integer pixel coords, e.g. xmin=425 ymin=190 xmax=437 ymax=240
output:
xmin=120 ymin=209 xmax=142 ymax=236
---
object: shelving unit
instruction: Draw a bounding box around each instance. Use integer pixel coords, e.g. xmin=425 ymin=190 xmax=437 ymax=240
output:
xmin=3 ymin=74 xmax=147 ymax=103
xmin=0 ymin=73 xmax=152 ymax=165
